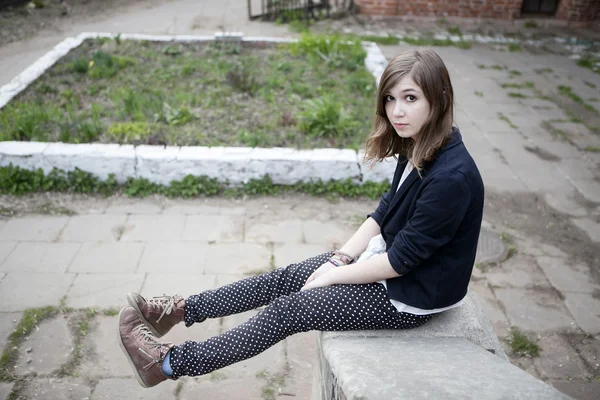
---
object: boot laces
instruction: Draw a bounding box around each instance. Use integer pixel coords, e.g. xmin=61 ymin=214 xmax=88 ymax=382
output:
xmin=133 ymin=323 xmax=172 ymax=370
xmin=146 ymin=295 xmax=176 ymax=324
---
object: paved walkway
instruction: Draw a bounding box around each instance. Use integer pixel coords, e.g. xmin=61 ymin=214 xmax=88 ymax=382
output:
xmin=1 ymin=1 xmax=600 ymax=399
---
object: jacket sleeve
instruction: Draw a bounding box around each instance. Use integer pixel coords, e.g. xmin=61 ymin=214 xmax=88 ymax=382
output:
xmin=387 ymin=169 xmax=472 ymax=275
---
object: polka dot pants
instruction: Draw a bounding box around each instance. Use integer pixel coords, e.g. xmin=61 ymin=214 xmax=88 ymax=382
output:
xmin=169 ymin=252 xmax=432 ymax=378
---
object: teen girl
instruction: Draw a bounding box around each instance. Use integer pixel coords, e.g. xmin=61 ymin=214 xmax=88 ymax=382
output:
xmin=118 ymin=48 xmax=484 ymax=388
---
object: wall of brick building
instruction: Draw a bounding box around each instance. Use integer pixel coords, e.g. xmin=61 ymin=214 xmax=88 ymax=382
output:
xmin=355 ymin=0 xmax=598 ymax=22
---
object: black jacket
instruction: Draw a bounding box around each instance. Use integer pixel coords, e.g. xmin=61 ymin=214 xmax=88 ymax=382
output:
xmin=369 ymin=128 xmax=484 ymax=309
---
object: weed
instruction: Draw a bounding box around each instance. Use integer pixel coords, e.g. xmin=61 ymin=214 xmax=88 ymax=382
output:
xmin=0 ymin=306 xmax=57 ymax=380
xmin=584 ymin=146 xmax=600 ymax=152
xmin=208 ymin=371 xmax=228 ymax=381
xmin=402 ymin=36 xmax=471 ymax=49
xmin=508 ymin=43 xmax=522 ymax=52
xmin=534 ymin=68 xmax=553 ymax=74
xmin=542 ymin=121 xmax=570 ymax=141
xmin=577 ymin=56 xmax=600 ymax=74
xmin=584 ymin=81 xmax=597 ymax=89
xmin=102 ymin=308 xmax=120 ymax=316
xmin=227 ymin=62 xmax=260 ymax=95
xmin=289 ymin=33 xmax=366 ymax=71
xmin=558 ymin=85 xmax=598 ymax=113
xmin=57 ymin=311 xmax=95 ymax=377
xmin=508 ymin=327 xmax=541 ymax=357
xmin=524 ymin=20 xmax=538 ymax=29
xmin=447 ymin=26 xmax=462 ymax=36
xmin=359 ymin=35 xmax=400 ymax=45
xmin=475 ymin=91 xmax=483 ymax=97
xmin=509 ymin=70 xmax=522 ymax=76
xmin=501 ymin=82 xmax=534 ymax=89
xmin=0 ymin=164 xmax=390 ymax=200
xmin=35 ymin=202 xmax=75 ymax=216
xmin=498 ymin=113 xmax=518 ymax=129
xmin=508 ymin=92 xmax=527 ymax=98
xmin=107 ymin=121 xmax=152 ymax=144
xmin=298 ymin=96 xmax=358 ymax=138
xmin=289 ymin=20 xmax=311 ymax=33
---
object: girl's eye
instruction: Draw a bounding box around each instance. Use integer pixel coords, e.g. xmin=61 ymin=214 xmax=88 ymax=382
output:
xmin=384 ymin=95 xmax=394 ymax=102
xmin=406 ymin=95 xmax=417 ymax=102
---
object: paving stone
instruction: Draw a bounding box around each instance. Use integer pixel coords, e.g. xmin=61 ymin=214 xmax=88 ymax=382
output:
xmin=0 ymin=216 xmax=69 ymax=241
xmin=476 ymin=229 xmax=507 ymax=264
xmin=468 ymin=280 xmax=511 ymax=338
xmin=137 ymin=242 xmax=208 ymax=274
xmin=0 ymin=382 xmax=13 ymax=400
xmin=141 ymin=273 xmax=217 ymax=298
xmin=182 ymin=215 xmax=244 ymax=243
xmin=548 ymin=379 xmax=600 ymax=400
xmin=533 ymin=333 xmax=590 ymax=379
xmin=569 ymin=335 xmax=600 ymax=374
xmin=483 ymin=255 xmax=550 ymax=289
xmin=537 ymin=257 xmax=600 ymax=294
xmin=272 ymin=243 xmax=332 ymax=268
xmin=544 ymin=192 xmax=588 ymax=218
xmin=205 ymin=243 xmax=271 ymax=275
xmin=0 ymin=242 xmax=16 ymax=264
xmin=21 ymin=378 xmax=91 ymax=400
xmin=162 ymin=204 xmax=222 ymax=215
xmin=562 ymin=292 xmax=600 ymax=335
xmin=78 ymin=315 xmax=134 ymax=378
xmin=68 ymin=242 xmax=145 ymax=273
xmin=245 ymin=219 xmax=303 ymax=244
xmin=179 ymin=377 xmax=265 ymax=400
xmin=66 ymin=273 xmax=145 ymax=309
xmin=60 ymin=214 xmax=127 ymax=242
xmin=91 ymin=378 xmax=178 ymax=399
xmin=16 ymin=316 xmax=73 ymax=375
xmin=282 ymin=332 xmax=318 ymax=400
xmin=104 ymin=201 xmax=163 ymax=214
xmin=120 ymin=215 xmax=186 ymax=242
xmin=538 ymin=243 xmax=569 ymax=259
xmin=302 ymin=220 xmax=355 ymax=247
xmin=0 ymin=242 xmax=80 ymax=273
xmin=571 ymin=179 xmax=600 ymax=203
xmin=471 ymin=150 xmax=528 ymax=192
xmin=215 ymin=274 xmax=248 ymax=287
xmin=0 ymin=273 xmax=75 ymax=312
xmin=571 ymin=217 xmax=600 ymax=243
xmin=162 ymin=317 xmax=222 ymax=348
xmin=0 ymin=312 xmax=21 ymax=348
xmin=494 ymin=288 xmax=576 ymax=332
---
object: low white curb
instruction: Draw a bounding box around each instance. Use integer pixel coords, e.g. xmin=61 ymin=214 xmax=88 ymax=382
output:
xmin=0 ymin=32 xmax=395 ymax=186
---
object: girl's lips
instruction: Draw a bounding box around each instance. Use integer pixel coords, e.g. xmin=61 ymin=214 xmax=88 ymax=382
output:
xmin=394 ymin=123 xmax=408 ymax=128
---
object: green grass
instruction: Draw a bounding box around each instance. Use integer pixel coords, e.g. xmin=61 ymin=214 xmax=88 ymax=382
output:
xmin=498 ymin=113 xmax=518 ymax=130
xmin=0 ymin=306 xmax=58 ymax=381
xmin=509 ymin=70 xmax=522 ymax=76
xmin=0 ymin=164 xmax=391 ymax=201
xmin=584 ymin=146 xmax=600 ymax=152
xmin=524 ymin=20 xmax=538 ymax=29
xmin=508 ymin=92 xmax=527 ymax=98
xmin=475 ymin=91 xmax=483 ymax=97
xmin=578 ymin=56 xmax=600 ymax=74
xmin=359 ymin=35 xmax=400 ymax=45
xmin=447 ymin=26 xmax=462 ymax=37
xmin=558 ymin=85 xmax=598 ymax=114
xmin=402 ymin=37 xmax=471 ymax=49
xmin=508 ymin=43 xmax=522 ymax=52
xmin=508 ymin=327 xmax=541 ymax=357
xmin=534 ymin=68 xmax=553 ymax=74
xmin=0 ymin=35 xmax=375 ymax=149
xmin=501 ymin=82 xmax=534 ymax=89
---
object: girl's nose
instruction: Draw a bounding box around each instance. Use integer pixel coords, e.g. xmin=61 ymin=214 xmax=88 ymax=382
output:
xmin=394 ymin=103 xmax=406 ymax=117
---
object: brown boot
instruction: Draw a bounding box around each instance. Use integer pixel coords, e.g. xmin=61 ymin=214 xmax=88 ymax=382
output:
xmin=118 ymin=306 xmax=176 ymax=388
xmin=127 ymin=293 xmax=185 ymax=338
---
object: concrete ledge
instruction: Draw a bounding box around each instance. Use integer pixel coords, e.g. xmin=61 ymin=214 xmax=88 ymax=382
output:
xmin=314 ymin=292 xmax=572 ymax=400
xmin=318 ymin=337 xmax=570 ymax=400
xmin=320 ymin=292 xmax=507 ymax=360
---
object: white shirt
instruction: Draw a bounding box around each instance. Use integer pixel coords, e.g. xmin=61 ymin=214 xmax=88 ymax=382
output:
xmin=357 ymin=160 xmax=464 ymax=315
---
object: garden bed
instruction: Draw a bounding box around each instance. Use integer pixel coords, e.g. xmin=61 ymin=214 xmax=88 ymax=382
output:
xmin=0 ymin=33 xmax=377 ymax=150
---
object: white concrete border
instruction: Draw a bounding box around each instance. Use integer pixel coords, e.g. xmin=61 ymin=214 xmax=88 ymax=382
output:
xmin=0 ymin=32 xmax=395 ymax=185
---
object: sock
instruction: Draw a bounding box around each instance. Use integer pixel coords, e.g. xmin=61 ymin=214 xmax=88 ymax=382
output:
xmin=161 ymin=349 xmax=173 ymax=377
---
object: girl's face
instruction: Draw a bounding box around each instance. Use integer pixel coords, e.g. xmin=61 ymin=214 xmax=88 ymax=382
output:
xmin=384 ymin=75 xmax=431 ymax=141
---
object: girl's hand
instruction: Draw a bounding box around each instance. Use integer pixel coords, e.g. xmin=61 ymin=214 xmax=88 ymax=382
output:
xmin=302 ymin=263 xmax=338 ymax=291
xmin=302 ymin=261 xmax=335 ymax=290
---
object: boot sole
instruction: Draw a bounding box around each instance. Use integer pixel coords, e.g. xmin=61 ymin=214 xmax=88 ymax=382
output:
xmin=117 ymin=306 xmax=150 ymax=388
xmin=126 ymin=292 xmax=164 ymax=338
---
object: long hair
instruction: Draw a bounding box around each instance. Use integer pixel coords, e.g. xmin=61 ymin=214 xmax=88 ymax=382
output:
xmin=364 ymin=48 xmax=454 ymax=173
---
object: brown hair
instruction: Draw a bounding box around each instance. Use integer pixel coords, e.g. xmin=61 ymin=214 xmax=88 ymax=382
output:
xmin=364 ymin=48 xmax=454 ymax=173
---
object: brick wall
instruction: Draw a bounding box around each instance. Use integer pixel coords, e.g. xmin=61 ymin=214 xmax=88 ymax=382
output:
xmin=355 ymin=0 xmax=599 ymax=22
xmin=355 ymin=0 xmax=523 ymax=19
xmin=556 ymin=0 xmax=599 ymax=22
